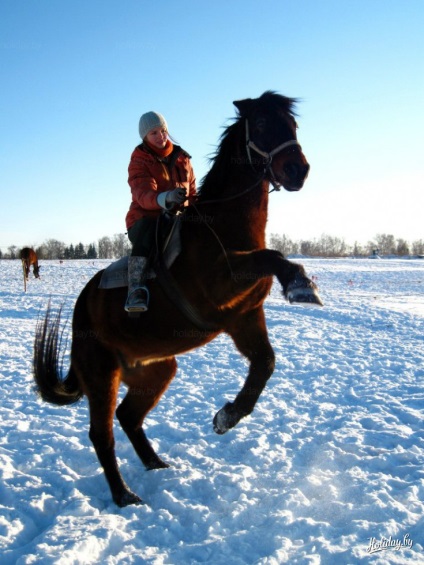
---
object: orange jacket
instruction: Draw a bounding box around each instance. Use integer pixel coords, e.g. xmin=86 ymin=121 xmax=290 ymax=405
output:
xmin=126 ymin=144 xmax=196 ymax=229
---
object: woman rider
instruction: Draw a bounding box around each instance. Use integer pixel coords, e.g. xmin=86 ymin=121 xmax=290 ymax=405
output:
xmin=125 ymin=111 xmax=196 ymax=313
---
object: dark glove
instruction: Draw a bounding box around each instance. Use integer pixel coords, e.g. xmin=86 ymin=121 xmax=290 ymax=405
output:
xmin=166 ymin=188 xmax=187 ymax=205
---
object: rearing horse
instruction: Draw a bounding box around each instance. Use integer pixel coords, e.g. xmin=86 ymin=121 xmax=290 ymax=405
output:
xmin=20 ymin=247 xmax=40 ymax=279
xmin=33 ymin=91 xmax=322 ymax=506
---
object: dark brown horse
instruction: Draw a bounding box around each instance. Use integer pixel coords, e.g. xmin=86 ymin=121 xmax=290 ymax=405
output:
xmin=33 ymin=91 xmax=322 ymax=507
xmin=20 ymin=247 xmax=40 ymax=279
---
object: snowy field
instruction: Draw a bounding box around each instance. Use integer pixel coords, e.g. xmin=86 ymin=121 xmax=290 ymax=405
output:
xmin=1 ymin=257 xmax=424 ymax=564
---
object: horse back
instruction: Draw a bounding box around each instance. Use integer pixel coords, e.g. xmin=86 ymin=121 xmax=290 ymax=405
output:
xmin=20 ymin=247 xmax=39 ymax=277
xmin=20 ymin=247 xmax=37 ymax=263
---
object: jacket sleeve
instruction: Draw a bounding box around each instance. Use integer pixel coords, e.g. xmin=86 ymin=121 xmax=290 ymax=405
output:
xmin=188 ymin=161 xmax=196 ymax=198
xmin=178 ymin=154 xmax=196 ymax=199
xmin=128 ymin=152 xmax=162 ymax=211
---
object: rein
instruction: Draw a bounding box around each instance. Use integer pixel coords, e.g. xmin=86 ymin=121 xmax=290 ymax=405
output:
xmin=197 ymin=175 xmax=265 ymax=206
xmin=184 ymin=117 xmax=301 ymax=271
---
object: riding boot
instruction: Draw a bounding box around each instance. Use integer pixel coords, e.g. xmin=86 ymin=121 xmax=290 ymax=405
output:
xmin=124 ymin=256 xmax=150 ymax=313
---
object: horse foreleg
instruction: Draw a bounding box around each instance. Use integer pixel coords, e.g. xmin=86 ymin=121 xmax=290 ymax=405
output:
xmin=213 ymin=308 xmax=275 ymax=434
xmin=117 ymin=357 xmax=177 ymax=470
xmin=228 ymin=249 xmax=323 ymax=305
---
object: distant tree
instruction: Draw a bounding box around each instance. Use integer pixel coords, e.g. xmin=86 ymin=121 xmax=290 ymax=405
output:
xmin=318 ymin=234 xmax=348 ymax=257
xmin=98 ymin=236 xmax=113 ymax=259
xmin=64 ymin=244 xmax=75 ymax=259
xmin=8 ymin=245 xmax=17 ymax=259
xmin=44 ymin=239 xmax=65 ymax=259
xmin=86 ymin=243 xmax=97 ymax=259
xmin=412 ymin=239 xmax=424 ymax=256
xmin=300 ymin=240 xmax=316 ymax=256
xmin=269 ymin=233 xmax=299 ymax=256
xmin=396 ymin=238 xmax=409 ymax=256
xmin=371 ymin=234 xmax=396 ymax=256
xmin=352 ymin=241 xmax=366 ymax=257
xmin=74 ymin=243 xmax=86 ymax=259
xmin=112 ymin=233 xmax=130 ymax=258
xmin=35 ymin=244 xmax=47 ymax=259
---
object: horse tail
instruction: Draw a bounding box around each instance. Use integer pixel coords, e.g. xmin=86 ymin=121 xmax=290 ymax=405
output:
xmin=33 ymin=303 xmax=83 ymax=405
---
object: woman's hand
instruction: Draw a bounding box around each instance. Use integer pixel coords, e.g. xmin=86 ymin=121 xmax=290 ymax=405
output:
xmin=166 ymin=188 xmax=187 ymax=205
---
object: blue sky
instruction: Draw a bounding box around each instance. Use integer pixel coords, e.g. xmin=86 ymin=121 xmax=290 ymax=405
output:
xmin=1 ymin=0 xmax=423 ymax=252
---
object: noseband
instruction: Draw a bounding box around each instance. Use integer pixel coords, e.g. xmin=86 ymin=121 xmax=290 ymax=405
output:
xmin=245 ymin=119 xmax=301 ymax=190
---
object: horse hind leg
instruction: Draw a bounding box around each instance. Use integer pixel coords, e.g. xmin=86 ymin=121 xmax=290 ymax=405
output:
xmin=76 ymin=343 xmax=142 ymax=507
xmin=116 ymin=357 xmax=178 ymax=471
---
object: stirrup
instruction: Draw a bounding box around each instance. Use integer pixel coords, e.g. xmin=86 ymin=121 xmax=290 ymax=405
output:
xmin=125 ymin=287 xmax=149 ymax=313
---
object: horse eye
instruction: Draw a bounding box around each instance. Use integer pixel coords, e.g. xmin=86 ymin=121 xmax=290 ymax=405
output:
xmin=255 ymin=118 xmax=266 ymax=131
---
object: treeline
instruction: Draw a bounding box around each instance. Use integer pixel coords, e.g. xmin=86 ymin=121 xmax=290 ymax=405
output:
xmin=1 ymin=232 xmax=423 ymax=260
xmin=269 ymin=233 xmax=424 ymax=257
xmin=1 ymin=234 xmax=131 ymax=260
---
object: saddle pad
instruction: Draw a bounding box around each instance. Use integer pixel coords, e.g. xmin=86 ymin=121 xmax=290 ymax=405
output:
xmin=98 ymin=220 xmax=181 ymax=290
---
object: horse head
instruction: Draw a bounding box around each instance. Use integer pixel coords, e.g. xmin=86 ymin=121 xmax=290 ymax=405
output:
xmin=33 ymin=264 xmax=40 ymax=278
xmin=233 ymin=91 xmax=310 ymax=191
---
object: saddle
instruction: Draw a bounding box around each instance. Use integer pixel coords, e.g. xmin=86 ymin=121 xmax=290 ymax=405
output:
xmin=98 ymin=214 xmax=181 ymax=290
xmin=99 ymin=212 xmax=219 ymax=331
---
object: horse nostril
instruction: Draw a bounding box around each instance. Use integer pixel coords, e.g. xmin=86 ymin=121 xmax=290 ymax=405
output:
xmin=284 ymin=162 xmax=309 ymax=181
xmin=284 ymin=163 xmax=296 ymax=179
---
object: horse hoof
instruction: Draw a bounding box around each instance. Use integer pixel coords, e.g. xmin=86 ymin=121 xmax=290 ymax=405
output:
xmin=146 ymin=458 xmax=170 ymax=470
xmin=286 ymin=286 xmax=323 ymax=306
xmin=115 ymin=490 xmax=143 ymax=507
xmin=213 ymin=402 xmax=244 ymax=434
xmin=285 ymin=276 xmax=323 ymax=306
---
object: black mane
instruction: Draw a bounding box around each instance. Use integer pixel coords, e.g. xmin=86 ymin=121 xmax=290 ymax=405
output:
xmin=198 ymin=120 xmax=240 ymax=199
xmin=234 ymin=90 xmax=298 ymax=119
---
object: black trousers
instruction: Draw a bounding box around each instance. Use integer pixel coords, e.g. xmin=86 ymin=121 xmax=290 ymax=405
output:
xmin=127 ymin=217 xmax=157 ymax=257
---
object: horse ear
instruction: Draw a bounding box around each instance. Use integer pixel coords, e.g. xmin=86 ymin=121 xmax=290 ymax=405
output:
xmin=233 ymin=98 xmax=254 ymax=117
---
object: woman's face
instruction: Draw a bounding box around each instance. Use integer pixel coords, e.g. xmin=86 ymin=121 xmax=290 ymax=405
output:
xmin=146 ymin=127 xmax=168 ymax=149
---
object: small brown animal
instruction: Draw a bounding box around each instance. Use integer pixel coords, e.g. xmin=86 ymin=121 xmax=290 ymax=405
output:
xmin=20 ymin=247 xmax=40 ymax=279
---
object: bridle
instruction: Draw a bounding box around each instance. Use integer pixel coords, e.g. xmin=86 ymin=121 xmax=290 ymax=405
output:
xmin=191 ymin=117 xmax=303 ymax=207
xmin=245 ymin=119 xmax=301 ymax=191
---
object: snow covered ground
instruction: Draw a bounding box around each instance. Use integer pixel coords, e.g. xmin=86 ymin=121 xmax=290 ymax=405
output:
xmin=1 ymin=257 xmax=423 ymax=564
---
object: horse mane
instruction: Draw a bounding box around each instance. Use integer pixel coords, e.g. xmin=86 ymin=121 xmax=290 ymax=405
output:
xmin=253 ymin=90 xmax=299 ymax=117
xmin=198 ymin=91 xmax=299 ymax=200
xmin=198 ymin=120 xmax=240 ymax=199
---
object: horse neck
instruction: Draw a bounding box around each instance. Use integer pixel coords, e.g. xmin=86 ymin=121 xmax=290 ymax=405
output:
xmin=195 ymin=121 xmax=271 ymax=249
xmin=197 ymin=176 xmax=270 ymax=250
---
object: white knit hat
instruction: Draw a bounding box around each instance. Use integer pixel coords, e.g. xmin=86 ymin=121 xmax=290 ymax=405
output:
xmin=138 ymin=111 xmax=168 ymax=139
